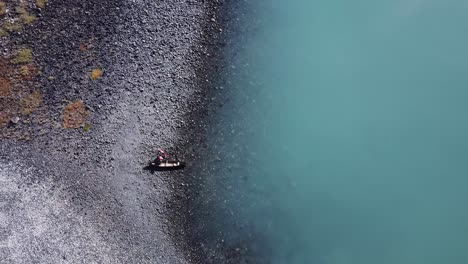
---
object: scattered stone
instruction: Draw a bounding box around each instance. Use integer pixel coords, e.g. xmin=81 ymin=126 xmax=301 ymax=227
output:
xmin=10 ymin=116 xmax=20 ymax=124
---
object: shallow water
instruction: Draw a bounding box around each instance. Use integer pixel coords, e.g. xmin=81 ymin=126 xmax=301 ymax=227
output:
xmin=193 ymin=0 xmax=468 ymax=263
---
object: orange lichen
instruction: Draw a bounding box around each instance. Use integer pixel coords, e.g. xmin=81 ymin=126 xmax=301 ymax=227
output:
xmin=0 ymin=1 xmax=6 ymax=16
xmin=0 ymin=77 xmax=11 ymax=97
xmin=89 ymin=68 xmax=102 ymax=80
xmin=0 ymin=111 xmax=10 ymax=126
xmin=21 ymin=91 xmax=42 ymax=114
xmin=63 ymin=101 xmax=89 ymax=128
xmin=0 ymin=98 xmax=18 ymax=127
xmin=0 ymin=58 xmax=10 ymax=74
xmin=79 ymin=43 xmax=89 ymax=52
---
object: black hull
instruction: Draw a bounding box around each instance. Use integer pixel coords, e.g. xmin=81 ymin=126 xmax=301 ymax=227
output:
xmin=144 ymin=160 xmax=186 ymax=171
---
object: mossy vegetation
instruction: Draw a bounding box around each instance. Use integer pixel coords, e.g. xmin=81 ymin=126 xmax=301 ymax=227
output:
xmin=0 ymin=2 xmax=47 ymax=139
xmin=36 ymin=0 xmax=47 ymax=9
xmin=0 ymin=50 xmax=45 ymax=136
xmin=15 ymin=5 xmax=26 ymax=15
xmin=90 ymin=68 xmax=103 ymax=80
xmin=63 ymin=101 xmax=90 ymax=128
xmin=83 ymin=123 xmax=91 ymax=132
xmin=0 ymin=50 xmax=42 ymax=130
xmin=12 ymin=49 xmax=32 ymax=64
xmin=21 ymin=13 xmax=37 ymax=25
xmin=21 ymin=91 xmax=42 ymax=115
xmin=20 ymin=65 xmax=30 ymax=76
xmin=19 ymin=64 xmax=38 ymax=80
xmin=0 ymin=1 xmax=42 ymax=36
xmin=2 ymin=21 xmax=22 ymax=32
xmin=16 ymin=5 xmax=37 ymax=25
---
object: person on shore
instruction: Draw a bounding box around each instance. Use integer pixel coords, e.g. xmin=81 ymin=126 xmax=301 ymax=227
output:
xmin=156 ymin=149 xmax=167 ymax=164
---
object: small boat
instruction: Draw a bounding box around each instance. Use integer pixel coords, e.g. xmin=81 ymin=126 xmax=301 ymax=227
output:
xmin=150 ymin=159 xmax=186 ymax=170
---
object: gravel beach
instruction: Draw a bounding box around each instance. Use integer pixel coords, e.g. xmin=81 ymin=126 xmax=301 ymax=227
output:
xmin=0 ymin=0 xmax=222 ymax=263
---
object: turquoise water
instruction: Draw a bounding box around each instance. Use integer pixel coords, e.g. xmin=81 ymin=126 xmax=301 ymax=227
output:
xmin=193 ymin=0 xmax=468 ymax=263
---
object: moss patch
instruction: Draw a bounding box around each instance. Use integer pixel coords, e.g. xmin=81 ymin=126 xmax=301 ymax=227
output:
xmin=1 ymin=1 xmax=42 ymax=36
xmin=16 ymin=6 xmax=37 ymax=25
xmin=21 ymin=91 xmax=42 ymax=115
xmin=15 ymin=5 xmax=27 ymax=15
xmin=19 ymin=64 xmax=38 ymax=80
xmin=3 ymin=21 xmax=22 ymax=32
xmin=20 ymin=65 xmax=30 ymax=76
xmin=83 ymin=123 xmax=91 ymax=132
xmin=63 ymin=101 xmax=89 ymax=128
xmin=90 ymin=68 xmax=103 ymax=80
xmin=36 ymin=0 xmax=47 ymax=9
xmin=21 ymin=13 xmax=37 ymax=25
xmin=12 ymin=49 xmax=32 ymax=64
xmin=15 ymin=5 xmax=37 ymax=25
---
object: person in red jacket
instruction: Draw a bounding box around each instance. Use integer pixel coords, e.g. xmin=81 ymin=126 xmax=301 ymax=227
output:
xmin=156 ymin=149 xmax=167 ymax=163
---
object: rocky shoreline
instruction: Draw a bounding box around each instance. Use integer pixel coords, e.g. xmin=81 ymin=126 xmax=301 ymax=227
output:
xmin=0 ymin=0 xmax=223 ymax=263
